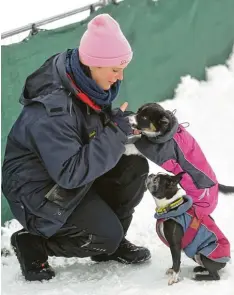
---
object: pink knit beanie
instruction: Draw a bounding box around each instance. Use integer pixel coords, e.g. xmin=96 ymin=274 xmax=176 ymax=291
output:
xmin=79 ymin=14 xmax=133 ymax=67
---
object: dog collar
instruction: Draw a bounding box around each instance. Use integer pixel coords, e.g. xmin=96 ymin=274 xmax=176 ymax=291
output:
xmin=155 ymin=197 xmax=184 ymax=215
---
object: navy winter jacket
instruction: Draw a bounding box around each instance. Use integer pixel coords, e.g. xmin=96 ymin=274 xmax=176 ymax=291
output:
xmin=2 ymin=51 xmax=127 ymax=237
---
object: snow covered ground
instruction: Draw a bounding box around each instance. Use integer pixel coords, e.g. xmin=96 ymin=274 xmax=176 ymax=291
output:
xmin=1 ymin=47 xmax=234 ymax=295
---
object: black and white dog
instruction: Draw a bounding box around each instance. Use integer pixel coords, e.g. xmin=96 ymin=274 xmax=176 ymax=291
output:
xmin=128 ymin=103 xmax=170 ymax=138
xmin=124 ymin=103 xmax=168 ymax=156
xmin=146 ymin=172 xmax=231 ymax=285
xmin=124 ymin=102 xmax=234 ymax=195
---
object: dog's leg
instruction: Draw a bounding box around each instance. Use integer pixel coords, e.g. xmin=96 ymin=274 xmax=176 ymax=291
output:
xmin=194 ymin=254 xmax=226 ymax=281
xmin=164 ymin=220 xmax=184 ymax=285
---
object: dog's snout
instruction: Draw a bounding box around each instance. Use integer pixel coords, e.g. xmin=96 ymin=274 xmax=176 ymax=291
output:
xmin=146 ymin=174 xmax=154 ymax=188
xmin=146 ymin=173 xmax=159 ymax=194
xmin=128 ymin=115 xmax=138 ymax=127
xmin=146 ymin=174 xmax=157 ymax=187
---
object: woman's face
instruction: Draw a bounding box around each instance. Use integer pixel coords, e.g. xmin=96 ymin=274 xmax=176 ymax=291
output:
xmin=89 ymin=64 xmax=128 ymax=90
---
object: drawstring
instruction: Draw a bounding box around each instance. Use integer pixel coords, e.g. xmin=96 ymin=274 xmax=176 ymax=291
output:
xmin=86 ymin=105 xmax=91 ymax=115
xmin=171 ymin=109 xmax=190 ymax=131
xmin=193 ymin=201 xmax=210 ymax=208
xmin=177 ymin=121 xmax=190 ymax=132
xmin=193 ymin=201 xmax=210 ymax=218
xmin=180 ymin=122 xmax=190 ymax=128
xmin=69 ymin=98 xmax=73 ymax=116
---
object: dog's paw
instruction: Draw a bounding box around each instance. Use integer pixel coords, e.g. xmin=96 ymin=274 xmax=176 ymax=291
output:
xmin=168 ymin=271 xmax=180 ymax=285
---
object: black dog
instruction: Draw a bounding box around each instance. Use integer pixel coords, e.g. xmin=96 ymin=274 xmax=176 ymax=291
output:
xmin=146 ymin=172 xmax=231 ymax=285
xmin=126 ymin=102 xmax=234 ymax=195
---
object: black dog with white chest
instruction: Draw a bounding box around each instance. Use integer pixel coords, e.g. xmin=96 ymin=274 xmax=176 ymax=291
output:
xmin=146 ymin=172 xmax=231 ymax=285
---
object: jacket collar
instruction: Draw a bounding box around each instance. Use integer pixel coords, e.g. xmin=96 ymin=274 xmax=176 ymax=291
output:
xmin=55 ymin=51 xmax=101 ymax=113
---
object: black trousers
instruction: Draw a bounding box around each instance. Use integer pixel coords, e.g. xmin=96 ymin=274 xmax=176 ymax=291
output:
xmin=45 ymin=155 xmax=149 ymax=258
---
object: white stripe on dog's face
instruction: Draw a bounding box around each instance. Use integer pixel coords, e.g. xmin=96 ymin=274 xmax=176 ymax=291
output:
xmin=127 ymin=115 xmax=138 ymax=127
xmin=146 ymin=174 xmax=160 ymax=194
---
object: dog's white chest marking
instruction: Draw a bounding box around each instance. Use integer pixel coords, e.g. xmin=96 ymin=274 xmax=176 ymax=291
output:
xmin=124 ymin=144 xmax=143 ymax=156
xmin=154 ymin=189 xmax=186 ymax=208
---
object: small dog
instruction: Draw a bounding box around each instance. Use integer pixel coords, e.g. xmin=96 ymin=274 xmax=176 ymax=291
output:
xmin=128 ymin=103 xmax=171 ymax=138
xmin=125 ymin=102 xmax=234 ymax=201
xmin=124 ymin=103 xmax=168 ymax=156
xmin=146 ymin=172 xmax=231 ymax=285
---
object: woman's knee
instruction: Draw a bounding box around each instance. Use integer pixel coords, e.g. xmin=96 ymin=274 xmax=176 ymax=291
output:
xmin=133 ymin=155 xmax=149 ymax=175
xmin=118 ymin=156 xmax=149 ymax=193
xmin=77 ymin=219 xmax=124 ymax=255
xmin=119 ymin=156 xmax=149 ymax=187
xmin=46 ymin=218 xmax=124 ymax=257
xmin=123 ymin=155 xmax=149 ymax=176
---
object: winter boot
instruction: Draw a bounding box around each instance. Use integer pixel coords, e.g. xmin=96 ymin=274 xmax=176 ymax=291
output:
xmin=91 ymin=238 xmax=151 ymax=264
xmin=11 ymin=229 xmax=55 ymax=281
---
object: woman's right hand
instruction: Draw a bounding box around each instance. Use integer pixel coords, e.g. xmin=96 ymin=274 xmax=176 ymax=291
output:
xmin=111 ymin=102 xmax=133 ymax=136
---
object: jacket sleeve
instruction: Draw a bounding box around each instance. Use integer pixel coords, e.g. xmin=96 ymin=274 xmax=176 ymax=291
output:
xmin=28 ymin=114 xmax=127 ymax=189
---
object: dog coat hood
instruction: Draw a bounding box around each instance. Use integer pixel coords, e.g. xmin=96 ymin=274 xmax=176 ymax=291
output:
xmin=135 ymin=111 xmax=218 ymax=217
xmin=155 ymin=196 xmax=231 ymax=264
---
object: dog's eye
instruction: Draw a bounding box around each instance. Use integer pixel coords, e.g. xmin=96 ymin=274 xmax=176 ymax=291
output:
xmin=142 ymin=116 xmax=147 ymax=120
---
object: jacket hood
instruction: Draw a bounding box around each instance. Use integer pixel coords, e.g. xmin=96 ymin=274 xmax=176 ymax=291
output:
xmin=19 ymin=53 xmax=65 ymax=106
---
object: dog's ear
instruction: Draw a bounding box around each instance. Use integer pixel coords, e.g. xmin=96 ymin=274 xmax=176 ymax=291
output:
xmin=137 ymin=103 xmax=154 ymax=113
xmin=172 ymin=172 xmax=185 ymax=185
xmin=159 ymin=116 xmax=170 ymax=125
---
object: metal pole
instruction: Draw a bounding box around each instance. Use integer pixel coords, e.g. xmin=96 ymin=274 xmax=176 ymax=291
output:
xmin=1 ymin=1 xmax=104 ymax=39
xmin=102 ymin=0 xmax=110 ymax=4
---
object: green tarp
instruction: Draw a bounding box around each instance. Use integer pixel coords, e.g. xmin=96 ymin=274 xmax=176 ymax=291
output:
xmin=1 ymin=0 xmax=234 ymax=224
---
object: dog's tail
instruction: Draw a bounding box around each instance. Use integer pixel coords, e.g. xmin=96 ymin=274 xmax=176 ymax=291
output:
xmin=218 ymin=183 xmax=234 ymax=194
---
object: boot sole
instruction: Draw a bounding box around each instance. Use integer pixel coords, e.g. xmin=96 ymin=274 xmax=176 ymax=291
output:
xmin=116 ymin=253 xmax=151 ymax=264
xmin=92 ymin=252 xmax=151 ymax=264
